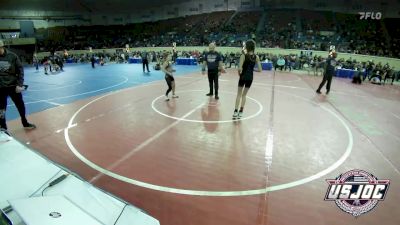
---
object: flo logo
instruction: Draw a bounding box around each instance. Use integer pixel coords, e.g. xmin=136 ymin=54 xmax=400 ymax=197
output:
xmin=359 ymin=12 xmax=382 ymax=20
xmin=325 ymin=169 xmax=390 ymax=217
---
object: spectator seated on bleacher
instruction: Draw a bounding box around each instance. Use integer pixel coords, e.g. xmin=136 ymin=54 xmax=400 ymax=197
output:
xmin=382 ymin=66 xmax=396 ymax=85
xmin=276 ymin=57 xmax=285 ymax=71
xmin=352 ymin=67 xmax=363 ymax=84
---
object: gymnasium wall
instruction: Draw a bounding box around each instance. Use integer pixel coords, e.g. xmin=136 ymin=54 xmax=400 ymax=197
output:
xmin=35 ymin=46 xmax=400 ymax=69
xmin=1 ymin=38 xmax=36 ymax=45
xmin=0 ymin=0 xmax=257 ymax=29
xmin=1 ymin=0 xmax=399 ymax=29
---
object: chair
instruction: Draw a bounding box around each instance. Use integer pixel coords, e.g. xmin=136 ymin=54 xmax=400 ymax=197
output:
xmin=303 ymin=63 xmax=313 ymax=76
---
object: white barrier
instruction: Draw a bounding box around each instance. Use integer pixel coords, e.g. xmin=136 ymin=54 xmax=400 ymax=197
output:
xmin=0 ymin=132 xmax=160 ymax=225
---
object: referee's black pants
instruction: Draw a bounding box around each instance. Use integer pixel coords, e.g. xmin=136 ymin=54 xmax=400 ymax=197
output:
xmin=208 ymin=71 xmax=219 ymax=96
xmin=317 ymin=73 xmax=333 ymax=92
xmin=142 ymin=59 xmax=149 ymax=72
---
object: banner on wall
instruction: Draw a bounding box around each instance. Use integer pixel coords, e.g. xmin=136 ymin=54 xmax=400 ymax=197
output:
xmin=19 ymin=21 xmax=35 ymax=37
xmin=319 ymin=31 xmax=335 ymax=36
xmin=2 ymin=38 xmax=36 ymax=45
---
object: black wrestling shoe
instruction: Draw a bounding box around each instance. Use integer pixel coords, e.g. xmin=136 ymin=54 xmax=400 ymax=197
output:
xmin=23 ymin=123 xmax=37 ymax=130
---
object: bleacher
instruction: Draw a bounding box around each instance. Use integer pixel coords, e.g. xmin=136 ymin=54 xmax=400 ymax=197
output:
xmin=24 ymin=9 xmax=400 ymax=59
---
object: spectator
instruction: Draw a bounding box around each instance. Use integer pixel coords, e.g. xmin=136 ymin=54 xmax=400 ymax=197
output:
xmin=0 ymin=40 xmax=36 ymax=131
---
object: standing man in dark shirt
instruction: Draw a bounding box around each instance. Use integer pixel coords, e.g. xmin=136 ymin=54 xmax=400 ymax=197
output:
xmin=54 ymin=53 xmax=64 ymax=72
xmin=142 ymin=51 xmax=150 ymax=73
xmin=0 ymin=40 xmax=36 ymax=130
xmin=90 ymin=54 xmax=96 ymax=68
xmin=316 ymin=52 xmax=337 ymax=95
xmin=202 ymin=43 xmax=223 ymax=100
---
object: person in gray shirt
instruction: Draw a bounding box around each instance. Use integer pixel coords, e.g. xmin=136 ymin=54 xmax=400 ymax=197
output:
xmin=0 ymin=40 xmax=36 ymax=130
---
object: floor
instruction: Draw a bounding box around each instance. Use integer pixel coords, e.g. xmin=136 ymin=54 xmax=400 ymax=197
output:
xmin=5 ymin=63 xmax=400 ymax=225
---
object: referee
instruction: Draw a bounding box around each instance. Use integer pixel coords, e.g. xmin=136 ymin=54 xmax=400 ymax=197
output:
xmin=142 ymin=51 xmax=150 ymax=73
xmin=202 ymin=43 xmax=223 ymax=100
xmin=316 ymin=51 xmax=338 ymax=95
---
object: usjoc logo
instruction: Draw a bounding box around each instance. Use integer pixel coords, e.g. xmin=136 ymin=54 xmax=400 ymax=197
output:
xmin=325 ymin=169 xmax=390 ymax=217
xmin=359 ymin=12 xmax=382 ymax=20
